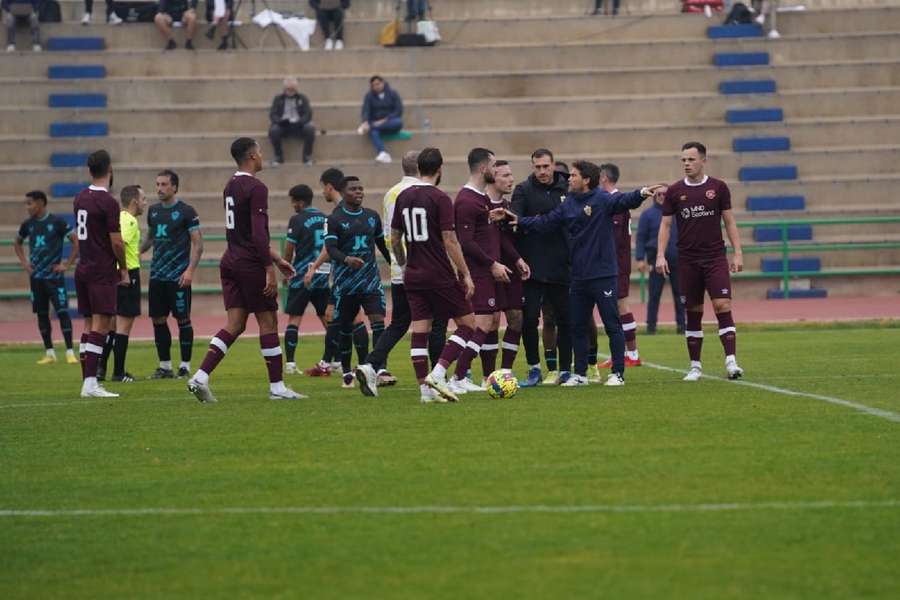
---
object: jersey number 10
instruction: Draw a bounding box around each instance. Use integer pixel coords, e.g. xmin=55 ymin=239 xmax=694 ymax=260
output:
xmin=401 ymin=207 xmax=428 ymax=242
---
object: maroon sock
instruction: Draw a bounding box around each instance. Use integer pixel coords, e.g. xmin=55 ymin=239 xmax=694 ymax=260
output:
xmin=454 ymin=328 xmax=487 ymax=379
xmin=686 ymin=311 xmax=704 ymax=362
xmin=199 ymin=329 xmax=236 ymax=376
xmin=79 ymin=332 xmax=88 ymax=378
xmin=83 ymin=331 xmax=105 ymax=379
xmin=480 ymin=330 xmax=499 ymax=377
xmin=438 ymin=325 xmax=473 ymax=369
xmin=621 ymin=312 xmax=637 ymax=351
xmin=411 ymin=332 xmax=430 ymax=383
xmin=259 ymin=332 xmax=283 ymax=384
xmin=716 ymin=311 xmax=737 ymax=357
xmin=501 ymin=328 xmax=521 ymax=370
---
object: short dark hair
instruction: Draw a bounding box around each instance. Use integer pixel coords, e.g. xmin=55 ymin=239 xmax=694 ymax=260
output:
xmin=230 ymin=137 xmax=258 ymax=164
xmin=417 ymin=147 xmax=443 ymax=177
xmin=121 ymin=185 xmax=142 ymax=206
xmin=682 ymin=141 xmax=707 ymax=157
xmin=554 ymin=160 xmax=569 ymax=174
xmin=467 ymin=147 xmax=494 ymax=173
xmin=494 ymin=160 xmax=510 ymax=168
xmin=157 ymin=169 xmax=179 ymax=192
xmin=370 ymin=75 xmax=384 ymax=84
xmin=531 ymin=148 xmax=554 ymax=162
xmin=571 ymin=160 xmax=601 ymax=190
xmin=319 ymin=167 xmax=345 ymax=190
xmin=25 ymin=190 xmax=48 ymax=205
xmin=87 ymin=150 xmax=111 ymax=178
xmin=599 ymin=163 xmax=620 ymax=184
xmin=341 ymin=176 xmax=360 ymax=190
xmin=289 ymin=184 xmax=313 ymax=205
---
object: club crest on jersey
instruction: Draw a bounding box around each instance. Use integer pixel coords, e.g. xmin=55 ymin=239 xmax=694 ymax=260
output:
xmin=171 ymin=211 xmax=180 ymax=221
xmin=47 ymin=224 xmax=54 ymax=232
xmin=583 ymin=205 xmax=592 ymax=217
xmin=705 ymin=189 xmax=716 ymax=200
xmin=368 ymin=216 xmax=376 ymax=229
xmin=681 ymin=207 xmax=691 ymax=219
xmin=488 ymin=297 xmax=496 ymax=307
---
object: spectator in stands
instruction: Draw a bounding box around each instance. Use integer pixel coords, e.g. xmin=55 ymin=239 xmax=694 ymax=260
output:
xmin=204 ymin=0 xmax=234 ymax=50
xmin=635 ymin=191 xmax=685 ymax=334
xmin=81 ymin=0 xmax=123 ymax=25
xmin=155 ymin=0 xmax=198 ymax=51
xmin=3 ymin=0 xmax=41 ymax=52
xmin=754 ymin=0 xmax=780 ymax=39
xmin=406 ymin=0 xmax=428 ymax=21
xmin=357 ymin=75 xmax=403 ymax=164
xmin=310 ymin=0 xmax=347 ymax=50
xmin=268 ymin=77 xmax=317 ymax=167
xmin=592 ymin=0 xmax=619 ymax=16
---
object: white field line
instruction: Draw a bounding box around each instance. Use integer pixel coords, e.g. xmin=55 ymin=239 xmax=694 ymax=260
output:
xmin=1 ymin=499 xmax=898 ymax=518
xmin=627 ymin=356 xmax=900 ymax=424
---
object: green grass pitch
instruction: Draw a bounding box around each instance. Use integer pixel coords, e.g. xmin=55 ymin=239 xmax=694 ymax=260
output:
xmin=2 ymin=323 xmax=900 ymax=598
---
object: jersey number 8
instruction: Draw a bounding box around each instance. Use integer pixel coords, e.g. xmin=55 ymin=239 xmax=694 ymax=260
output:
xmin=76 ymin=209 xmax=88 ymax=240
xmin=401 ymin=207 xmax=428 ymax=242
xmin=225 ymin=196 xmax=235 ymax=230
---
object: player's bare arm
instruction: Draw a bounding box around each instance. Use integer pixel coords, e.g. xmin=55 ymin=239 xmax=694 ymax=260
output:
xmin=304 ymin=246 xmax=329 ymax=287
xmin=269 ymin=247 xmax=296 ymax=279
xmin=722 ymin=209 xmax=744 ymax=273
xmin=139 ymin=227 xmax=154 ymax=254
xmin=442 ymin=230 xmax=474 ymax=300
xmin=53 ymin=232 xmax=80 ymax=273
xmin=656 ymin=215 xmax=673 ymax=276
xmin=179 ymin=229 xmax=203 ymax=288
xmin=390 ymin=228 xmax=406 ymax=266
xmin=110 ymin=231 xmax=130 ymax=286
xmin=13 ymin=235 xmax=32 ymax=275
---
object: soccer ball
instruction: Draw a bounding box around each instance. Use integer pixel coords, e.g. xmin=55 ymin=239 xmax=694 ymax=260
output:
xmin=486 ymin=370 xmax=518 ymax=400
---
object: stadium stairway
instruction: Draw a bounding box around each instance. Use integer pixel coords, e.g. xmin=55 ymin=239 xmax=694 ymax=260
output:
xmin=1 ymin=1 xmax=899 ymax=317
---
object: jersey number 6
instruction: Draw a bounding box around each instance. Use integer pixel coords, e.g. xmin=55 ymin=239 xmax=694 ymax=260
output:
xmin=225 ymin=196 xmax=235 ymax=230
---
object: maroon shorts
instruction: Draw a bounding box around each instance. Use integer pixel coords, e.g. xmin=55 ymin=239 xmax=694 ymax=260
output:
xmin=407 ymin=283 xmax=473 ymax=322
xmin=470 ymin=276 xmax=500 ymax=315
xmin=221 ymin=262 xmax=278 ymax=314
xmin=677 ymin=255 xmax=732 ymax=308
xmin=499 ymin=276 xmax=524 ymax=311
xmin=617 ymin=249 xmax=631 ymax=299
xmin=75 ymin=275 xmax=117 ymax=317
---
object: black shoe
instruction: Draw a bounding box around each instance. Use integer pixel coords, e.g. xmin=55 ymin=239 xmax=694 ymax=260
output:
xmin=165 ymin=39 xmax=176 ymax=51
xmin=150 ymin=367 xmax=175 ymax=379
xmin=646 ymin=327 xmax=657 ymax=335
xmin=111 ymin=373 xmax=135 ymax=383
xmin=217 ymin=36 xmax=229 ymax=51
xmin=205 ymin=25 xmax=216 ymax=40
xmin=176 ymin=366 xmax=190 ymax=378
xmin=185 ymin=39 xmax=195 ymax=50
xmin=676 ymin=326 xmax=685 ymax=335
xmin=97 ymin=365 xmax=106 ymax=381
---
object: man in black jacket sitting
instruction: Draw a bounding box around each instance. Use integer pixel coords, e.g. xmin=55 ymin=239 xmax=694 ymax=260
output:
xmin=268 ymin=77 xmax=316 ymax=167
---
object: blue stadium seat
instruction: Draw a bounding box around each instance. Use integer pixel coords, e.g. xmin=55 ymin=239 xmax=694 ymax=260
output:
xmin=47 ymin=65 xmax=106 ymax=79
xmin=719 ymin=79 xmax=777 ymax=95
xmin=51 ymin=183 xmax=89 ymax=197
xmin=49 ymin=122 xmax=109 ymax=137
xmin=707 ymin=24 xmax=764 ymax=38
xmin=739 ymin=165 xmax=798 ymax=181
xmin=713 ymin=52 xmax=769 ymax=67
xmin=746 ymin=196 xmax=806 ymax=211
xmin=733 ymin=136 xmax=791 ymax=152
xmin=47 ymin=37 xmax=105 ymax=51
xmin=726 ymin=108 xmax=784 ymax=123
xmin=48 ymin=93 xmax=107 ymax=108
xmin=753 ymin=225 xmax=813 ymax=242
xmin=760 ymin=257 xmax=822 ymax=273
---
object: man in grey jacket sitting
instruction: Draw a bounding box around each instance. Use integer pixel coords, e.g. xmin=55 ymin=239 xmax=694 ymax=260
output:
xmin=268 ymin=77 xmax=317 ymax=167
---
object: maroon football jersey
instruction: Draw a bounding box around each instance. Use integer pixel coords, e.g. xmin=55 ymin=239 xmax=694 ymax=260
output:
xmin=391 ymin=184 xmax=457 ymax=291
xmin=455 ymin=185 xmax=501 ymax=279
xmin=494 ymin=195 xmax=521 ymax=271
xmin=73 ymin=185 xmax=121 ymax=284
xmin=611 ymin=198 xmax=632 ymax=271
xmin=662 ymin=176 xmax=732 ymax=261
xmin=222 ymin=172 xmax=273 ymax=268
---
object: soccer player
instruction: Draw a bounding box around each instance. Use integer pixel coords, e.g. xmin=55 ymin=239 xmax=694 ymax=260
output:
xmin=73 ymin=150 xmax=128 ymax=398
xmin=597 ymin=163 xmax=642 ymax=372
xmin=499 ymin=161 xmax=660 ymax=386
xmin=143 ymin=169 xmax=203 ymax=379
xmin=656 ymin=142 xmax=744 ymax=381
xmin=483 ymin=160 xmax=530 ymax=380
xmin=390 ymin=147 xmax=476 ymax=403
xmin=14 ymin=190 xmax=79 ymax=365
xmin=283 ymin=184 xmax=330 ymax=375
xmin=99 ymin=185 xmax=146 ymax=382
xmin=324 ymin=176 xmax=390 ymax=388
xmin=187 ymin=138 xmax=302 ymax=402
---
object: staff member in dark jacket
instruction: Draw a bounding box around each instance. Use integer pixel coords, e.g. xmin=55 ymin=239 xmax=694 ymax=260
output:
xmin=268 ymin=77 xmax=316 ymax=166
xmin=510 ymin=149 xmax=572 ymax=387
xmin=357 ymin=75 xmax=404 ymax=164
xmin=500 ymin=161 xmax=660 ymax=387
xmin=636 ymin=193 xmax=685 ymax=334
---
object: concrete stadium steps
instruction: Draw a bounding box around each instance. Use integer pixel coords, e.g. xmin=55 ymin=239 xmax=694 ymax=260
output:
xmin=5 ymin=87 xmax=900 ymax=137
xmin=6 ymin=59 xmax=899 ymax=107
xmin=7 ymin=31 xmax=900 ymax=78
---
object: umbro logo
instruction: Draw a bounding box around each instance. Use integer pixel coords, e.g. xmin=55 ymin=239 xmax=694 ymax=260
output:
xmin=603 ymin=290 xmax=613 ymax=297
xmin=341 ymin=222 xmax=350 ymax=230
xmin=721 ymin=288 xmax=729 ymax=295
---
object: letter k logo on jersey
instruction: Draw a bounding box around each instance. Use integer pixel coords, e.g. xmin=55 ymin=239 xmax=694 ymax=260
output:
xmin=352 ymin=235 xmax=367 ymax=251
xmin=34 ymin=235 xmax=46 ymax=248
xmin=156 ymin=224 xmax=169 ymax=238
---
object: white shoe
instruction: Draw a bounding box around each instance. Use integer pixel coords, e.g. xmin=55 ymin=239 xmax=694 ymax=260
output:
xmin=560 ymin=374 xmax=589 ymax=387
xmin=375 ymin=151 xmax=392 ymax=164
xmin=324 ymin=38 xmax=334 ymax=50
xmin=285 ymin=362 xmax=298 ymax=375
xmin=683 ymin=367 xmax=702 ymax=382
xmin=270 ymin=386 xmax=307 ymax=400
xmin=6 ymin=44 xmax=15 ymax=53
xmin=108 ymin=13 xmax=123 ymax=25
xmin=755 ymin=14 xmax=765 ymax=25
xmin=355 ymin=363 xmax=379 ymax=397
xmin=81 ymin=12 xmax=92 ymax=25
xmin=356 ymin=123 xmax=367 ymax=136
xmin=604 ymin=373 xmax=625 ymax=387
xmin=704 ymin=4 xmax=712 ymax=18
xmin=543 ymin=370 xmax=560 ymax=385
xmin=725 ymin=360 xmax=744 ymax=380
xmin=187 ymin=377 xmax=217 ymax=403
xmin=334 ymin=39 xmax=344 ymax=50
xmin=32 ymin=44 xmax=41 ymax=52
xmin=81 ymin=383 xmax=119 ymax=398
xmin=458 ymin=376 xmax=485 ymax=392
xmin=447 ymin=376 xmax=471 ymax=395
xmin=767 ymin=29 xmax=781 ymax=39
xmin=329 ymin=361 xmax=343 ymax=371
xmin=420 ymin=385 xmax=446 ymax=404
xmin=425 ymin=373 xmax=459 ymax=402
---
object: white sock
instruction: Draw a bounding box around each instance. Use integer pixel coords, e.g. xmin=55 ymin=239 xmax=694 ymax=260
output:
xmin=287 ymin=361 xmax=296 ymax=367
xmin=690 ymin=361 xmax=702 ymax=370
xmin=270 ymin=381 xmax=286 ymax=393
xmin=725 ymin=354 xmax=737 ymax=365
xmin=626 ymin=350 xmax=639 ymax=360
xmin=180 ymin=361 xmax=190 ymax=370
xmin=529 ymin=363 xmax=540 ymax=370
xmin=46 ymin=348 xmax=56 ymax=358
xmin=160 ymin=360 xmax=172 ymax=370
xmin=193 ymin=369 xmax=209 ymax=385
xmin=420 ymin=383 xmax=432 ymax=396
xmin=431 ymin=364 xmax=447 ymax=380
xmin=66 ymin=348 xmax=75 ymax=357
xmin=83 ymin=376 xmax=98 ymax=389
